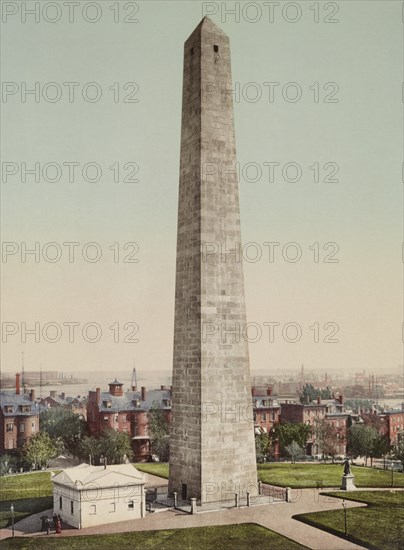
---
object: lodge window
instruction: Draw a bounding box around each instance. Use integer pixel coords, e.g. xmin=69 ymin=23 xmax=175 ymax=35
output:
xmin=128 ymin=500 xmax=134 ymax=510
xmin=109 ymin=503 xmax=116 ymax=513
xmin=89 ymin=505 xmax=96 ymax=515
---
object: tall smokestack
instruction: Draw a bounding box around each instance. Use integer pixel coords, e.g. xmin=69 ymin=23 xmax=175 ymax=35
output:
xmin=30 ymin=389 xmax=35 ymax=401
xmin=266 ymin=386 xmax=272 ymax=396
xmin=141 ymin=386 xmax=146 ymax=401
xmin=15 ymin=373 xmax=20 ymax=395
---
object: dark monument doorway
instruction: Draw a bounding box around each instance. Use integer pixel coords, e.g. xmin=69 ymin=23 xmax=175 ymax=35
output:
xmin=182 ymin=483 xmax=187 ymax=500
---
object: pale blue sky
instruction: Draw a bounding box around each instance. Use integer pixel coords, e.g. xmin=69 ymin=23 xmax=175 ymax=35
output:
xmin=1 ymin=1 xmax=402 ymax=377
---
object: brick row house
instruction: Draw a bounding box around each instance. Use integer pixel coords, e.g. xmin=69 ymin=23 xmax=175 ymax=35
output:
xmin=280 ymin=396 xmax=360 ymax=457
xmin=380 ymin=410 xmax=404 ymax=445
xmin=251 ymin=386 xmax=280 ymax=459
xmin=0 ymin=374 xmax=39 ymax=453
xmin=362 ymin=409 xmax=404 ymax=446
xmin=40 ymin=391 xmax=87 ymax=420
xmin=86 ymin=380 xmax=171 ymax=461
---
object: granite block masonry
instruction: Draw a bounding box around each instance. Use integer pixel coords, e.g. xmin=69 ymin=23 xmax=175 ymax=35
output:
xmin=169 ymin=16 xmax=258 ymax=505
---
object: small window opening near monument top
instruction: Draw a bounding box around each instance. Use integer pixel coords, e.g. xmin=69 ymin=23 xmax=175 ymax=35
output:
xmin=214 ymin=45 xmax=219 ymax=52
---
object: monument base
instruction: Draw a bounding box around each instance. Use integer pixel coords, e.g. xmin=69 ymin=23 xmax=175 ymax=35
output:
xmin=340 ymin=474 xmax=356 ymax=490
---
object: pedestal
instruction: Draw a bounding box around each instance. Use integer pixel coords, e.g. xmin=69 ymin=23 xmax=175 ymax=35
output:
xmin=341 ymin=474 xmax=356 ymax=490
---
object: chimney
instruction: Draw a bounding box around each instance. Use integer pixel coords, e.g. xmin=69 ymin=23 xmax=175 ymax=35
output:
xmin=15 ymin=373 xmax=20 ymax=395
xmin=267 ymin=386 xmax=273 ymax=396
xmin=141 ymin=386 xmax=146 ymax=401
xmin=317 ymin=395 xmax=321 ymax=405
xmin=338 ymin=394 xmax=344 ymax=405
xmin=96 ymin=387 xmax=101 ymax=406
xmin=161 ymin=385 xmax=168 ymax=390
xmin=131 ymin=385 xmax=137 ymax=392
xmin=61 ymin=392 xmax=66 ymax=401
xmin=30 ymin=389 xmax=35 ymax=401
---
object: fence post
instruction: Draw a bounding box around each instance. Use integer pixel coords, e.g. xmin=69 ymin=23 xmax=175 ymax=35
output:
xmin=235 ymin=492 xmax=239 ymax=508
xmin=258 ymin=480 xmax=262 ymax=495
xmin=247 ymin=491 xmax=250 ymax=507
xmin=173 ymin=492 xmax=178 ymax=508
xmin=190 ymin=497 xmax=197 ymax=514
xmin=286 ymin=487 xmax=292 ymax=502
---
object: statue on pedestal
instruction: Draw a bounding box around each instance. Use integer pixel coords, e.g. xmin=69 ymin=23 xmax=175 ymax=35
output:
xmin=341 ymin=457 xmax=356 ymax=490
xmin=343 ymin=458 xmax=351 ymax=476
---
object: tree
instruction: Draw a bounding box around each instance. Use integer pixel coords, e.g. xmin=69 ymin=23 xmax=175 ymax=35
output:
xmin=255 ymin=433 xmax=270 ymax=463
xmin=79 ymin=435 xmax=101 ymax=465
xmin=0 ymin=454 xmax=17 ymax=476
xmin=22 ymin=432 xmax=58 ymax=469
xmin=369 ymin=435 xmax=391 ymax=467
xmin=299 ymin=384 xmax=332 ymax=404
xmin=40 ymin=408 xmax=86 ymax=457
xmin=98 ymin=429 xmax=133 ymax=465
xmin=272 ymin=423 xmax=312 ymax=456
xmin=285 ymin=441 xmax=304 ymax=463
xmin=314 ymin=418 xmax=341 ymax=462
xmin=148 ymin=403 xmax=170 ymax=461
xmin=347 ymin=424 xmax=378 ymax=465
xmin=392 ymin=440 xmax=404 ymax=470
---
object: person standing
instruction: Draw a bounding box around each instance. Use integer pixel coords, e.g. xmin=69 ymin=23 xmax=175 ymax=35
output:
xmin=56 ymin=515 xmax=62 ymax=534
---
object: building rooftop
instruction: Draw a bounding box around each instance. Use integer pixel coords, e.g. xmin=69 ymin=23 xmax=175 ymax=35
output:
xmin=52 ymin=463 xmax=145 ymax=487
xmin=0 ymin=392 xmax=39 ymax=416
xmin=93 ymin=389 xmax=171 ymax=413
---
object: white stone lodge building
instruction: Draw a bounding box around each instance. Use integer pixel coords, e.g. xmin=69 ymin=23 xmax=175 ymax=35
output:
xmin=52 ymin=463 xmax=146 ymax=528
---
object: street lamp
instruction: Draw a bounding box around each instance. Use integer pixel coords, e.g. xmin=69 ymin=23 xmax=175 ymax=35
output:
xmin=391 ymin=463 xmax=394 ymax=487
xmin=342 ymin=500 xmax=347 ymax=537
xmin=10 ymin=503 xmax=14 ymax=538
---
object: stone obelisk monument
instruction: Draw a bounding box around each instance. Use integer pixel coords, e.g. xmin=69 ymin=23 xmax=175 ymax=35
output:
xmin=169 ymin=17 xmax=257 ymax=505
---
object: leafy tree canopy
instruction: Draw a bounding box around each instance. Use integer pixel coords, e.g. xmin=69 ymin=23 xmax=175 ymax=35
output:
xmin=299 ymin=383 xmax=332 ymax=404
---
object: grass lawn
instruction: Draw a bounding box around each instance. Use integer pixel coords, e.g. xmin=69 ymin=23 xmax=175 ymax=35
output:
xmin=134 ymin=462 xmax=169 ymax=479
xmin=294 ymin=491 xmax=404 ymax=550
xmin=0 ymin=472 xmax=54 ymax=528
xmin=257 ymin=463 xmax=404 ymax=488
xmin=134 ymin=462 xmax=404 ymax=489
xmin=1 ymin=523 xmax=308 ymax=549
xmin=0 ymin=472 xmax=53 ymax=501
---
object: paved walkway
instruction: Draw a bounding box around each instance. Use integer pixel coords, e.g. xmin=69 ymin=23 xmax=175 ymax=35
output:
xmin=0 ymin=486 xmax=373 ymax=549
